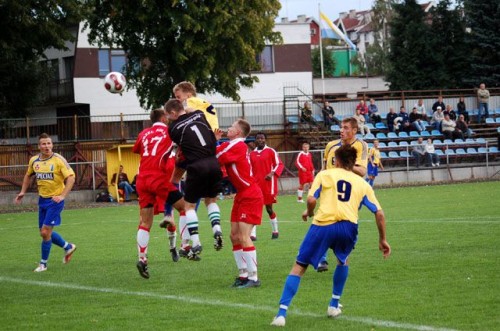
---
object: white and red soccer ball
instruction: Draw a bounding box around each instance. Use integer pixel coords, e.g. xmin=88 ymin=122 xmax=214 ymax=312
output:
xmin=104 ymin=72 xmax=127 ymax=94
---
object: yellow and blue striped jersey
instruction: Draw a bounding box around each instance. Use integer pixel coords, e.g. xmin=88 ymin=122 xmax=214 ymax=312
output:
xmin=309 ymin=168 xmax=381 ymax=226
xmin=368 ymin=147 xmax=381 ymax=165
xmin=186 ymin=96 xmax=219 ymax=131
xmin=26 ymin=153 xmax=75 ymax=198
xmin=324 ymin=139 xmax=368 ymax=170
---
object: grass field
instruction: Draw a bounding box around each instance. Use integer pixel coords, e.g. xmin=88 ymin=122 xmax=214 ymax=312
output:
xmin=1 ymin=181 xmax=499 ymax=331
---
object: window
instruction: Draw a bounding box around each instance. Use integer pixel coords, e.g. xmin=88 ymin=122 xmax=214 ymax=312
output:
xmin=45 ymin=59 xmax=59 ymax=81
xmin=256 ymin=46 xmax=274 ymax=73
xmin=98 ymin=49 xmax=126 ymax=76
xmin=310 ymin=28 xmax=317 ymax=36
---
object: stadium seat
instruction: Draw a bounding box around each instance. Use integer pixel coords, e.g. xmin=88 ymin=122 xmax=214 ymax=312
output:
xmin=378 ymin=142 xmax=387 ymax=147
xmin=485 ymin=118 xmax=495 ymax=124
xmin=435 ymin=149 xmax=444 ymax=156
xmin=497 ymin=127 xmax=500 ymax=133
xmin=364 ymin=133 xmax=375 ymax=140
xmin=387 ymin=132 xmax=398 ymax=139
xmin=376 ymin=132 xmax=387 ymax=139
xmin=388 ymin=141 xmax=398 ymax=148
xmin=465 ymin=138 xmax=475 ymax=144
xmin=455 ymin=148 xmax=466 ymax=155
xmin=433 ymin=139 xmax=443 ymax=145
xmin=490 ymin=147 xmax=499 ymax=154
xmin=409 ymin=131 xmax=420 ymax=138
xmin=367 ymin=143 xmax=373 ymax=148
xmin=454 ymin=138 xmax=464 ymax=144
xmin=420 ymin=131 xmax=431 ymax=137
xmin=431 ymin=130 xmax=443 ymax=136
xmin=478 ymin=147 xmax=488 ymax=153
xmin=445 ymin=149 xmax=455 ymax=156
xmin=443 ymin=139 xmax=454 ymax=145
xmin=375 ymin=122 xmax=388 ymax=130
xmin=495 ymin=118 xmax=500 ymax=123
xmin=475 ymin=138 xmax=486 ymax=144
xmin=398 ymin=132 xmax=409 ymax=138
xmin=313 ymin=114 xmax=324 ymax=123
xmin=410 ymin=140 xmax=418 ymax=146
xmin=388 ymin=151 xmax=399 ymax=158
xmin=287 ymin=115 xmax=300 ymax=124
xmin=421 ymin=121 xmax=430 ymax=127
xmin=399 ymin=141 xmax=409 ymax=147
xmin=466 ymin=147 xmax=478 ymax=154
xmin=400 ymin=151 xmax=411 ymax=158
xmin=380 ymin=151 xmax=388 ymax=159
xmin=330 ymin=125 xmax=340 ymax=131
xmin=356 ymin=134 xmax=363 ymax=139
xmin=365 ymin=123 xmax=375 ymax=130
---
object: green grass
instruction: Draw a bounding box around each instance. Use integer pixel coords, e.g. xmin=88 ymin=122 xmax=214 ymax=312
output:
xmin=1 ymin=181 xmax=499 ymax=331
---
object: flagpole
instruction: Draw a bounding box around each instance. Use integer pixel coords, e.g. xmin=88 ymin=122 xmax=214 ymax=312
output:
xmin=318 ymin=3 xmax=325 ymax=98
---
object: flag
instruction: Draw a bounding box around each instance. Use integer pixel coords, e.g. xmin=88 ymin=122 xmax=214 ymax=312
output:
xmin=320 ymin=11 xmax=356 ymax=50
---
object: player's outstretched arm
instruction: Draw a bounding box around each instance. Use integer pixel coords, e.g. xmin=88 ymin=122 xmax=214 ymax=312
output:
xmin=375 ymin=210 xmax=391 ymax=259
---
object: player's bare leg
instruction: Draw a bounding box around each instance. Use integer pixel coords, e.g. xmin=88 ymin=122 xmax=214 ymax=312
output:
xmin=266 ymin=204 xmax=279 ymax=239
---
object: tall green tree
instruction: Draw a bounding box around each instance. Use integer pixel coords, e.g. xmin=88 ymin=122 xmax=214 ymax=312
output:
xmin=83 ymin=1 xmax=282 ymax=109
xmin=463 ymin=0 xmax=500 ymax=87
xmin=386 ymin=0 xmax=439 ymax=90
xmin=0 ymin=0 xmax=83 ymax=118
xmin=311 ymin=46 xmax=336 ymax=78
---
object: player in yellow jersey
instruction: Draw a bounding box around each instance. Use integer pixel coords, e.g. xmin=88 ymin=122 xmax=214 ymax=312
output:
xmin=323 ymin=117 xmax=368 ymax=176
xmin=318 ymin=117 xmax=368 ymax=271
xmin=15 ymin=133 xmax=77 ymax=272
xmin=163 ymin=81 xmax=223 ymax=252
xmin=366 ymin=139 xmax=384 ymax=186
xmin=270 ymin=145 xmax=391 ymax=327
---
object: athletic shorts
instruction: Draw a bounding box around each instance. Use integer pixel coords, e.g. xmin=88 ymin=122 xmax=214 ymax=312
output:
xmin=38 ymin=197 xmax=64 ymax=228
xmin=367 ymin=163 xmax=379 ymax=177
xmin=296 ymin=221 xmax=358 ymax=269
xmin=299 ymin=171 xmax=314 ymax=185
xmin=262 ymin=192 xmax=277 ymax=205
xmin=230 ymin=186 xmax=264 ymax=225
xmin=136 ymin=174 xmax=180 ymax=214
xmin=184 ymin=157 xmax=222 ymax=203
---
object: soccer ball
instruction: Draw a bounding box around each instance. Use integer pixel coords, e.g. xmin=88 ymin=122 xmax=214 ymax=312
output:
xmin=104 ymin=72 xmax=127 ymax=94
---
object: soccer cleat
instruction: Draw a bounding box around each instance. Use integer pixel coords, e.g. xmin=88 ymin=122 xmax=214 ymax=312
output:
xmin=327 ymin=306 xmax=342 ymax=318
xmin=213 ymin=231 xmax=223 ymax=251
xmin=170 ymin=248 xmax=180 ymax=262
xmin=271 ymin=232 xmax=279 ymax=239
xmin=33 ymin=264 xmax=47 ymax=272
xmin=250 ymin=236 xmax=257 ymax=242
xmin=179 ymin=246 xmax=202 ymax=261
xmin=231 ymin=277 xmax=248 ymax=287
xmin=270 ymin=316 xmax=286 ymax=327
xmin=297 ymin=199 xmax=304 ymax=203
xmin=317 ymin=261 xmax=329 ymax=273
xmin=237 ymin=279 xmax=261 ymax=288
xmin=63 ymin=244 xmax=77 ymax=264
xmin=136 ymin=260 xmax=150 ymax=279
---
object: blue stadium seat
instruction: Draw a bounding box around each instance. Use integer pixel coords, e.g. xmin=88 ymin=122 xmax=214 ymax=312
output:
xmin=400 ymin=151 xmax=411 ymax=158
xmin=375 ymin=122 xmax=388 ymax=130
xmin=287 ymin=115 xmax=300 ymax=124
xmin=495 ymin=117 xmax=500 ymax=123
xmin=455 ymin=148 xmax=466 ymax=155
xmin=433 ymin=139 xmax=443 ymax=145
xmin=431 ymin=130 xmax=443 ymax=136
xmin=497 ymin=127 xmax=500 ymax=133
xmin=365 ymin=123 xmax=375 ymax=130
xmin=398 ymin=131 xmax=409 ymax=138
xmin=378 ymin=142 xmax=387 ymax=147
xmin=465 ymin=138 xmax=475 ymax=144
xmin=421 ymin=121 xmax=430 ymax=127
xmin=475 ymin=138 xmax=486 ymax=144
xmin=367 ymin=143 xmax=373 ymax=148
xmin=388 ymin=141 xmax=398 ymax=148
xmin=356 ymin=134 xmax=363 ymax=139
xmin=454 ymin=138 xmax=464 ymax=144
xmin=387 ymin=132 xmax=398 ymax=139
xmin=467 ymin=147 xmax=478 ymax=154
xmin=443 ymin=139 xmax=454 ymax=145
xmin=490 ymin=147 xmax=499 ymax=153
xmin=409 ymin=131 xmax=420 ymax=138
xmin=410 ymin=140 xmax=418 ymax=146
xmin=376 ymin=132 xmax=387 ymax=139
xmin=435 ymin=149 xmax=444 ymax=156
xmin=478 ymin=147 xmax=488 ymax=153
xmin=486 ymin=118 xmax=495 ymax=124
xmin=399 ymin=141 xmax=409 ymax=147
xmin=313 ymin=114 xmax=323 ymax=123
xmin=420 ymin=131 xmax=431 ymax=137
xmin=380 ymin=151 xmax=388 ymax=159
xmin=388 ymin=151 xmax=399 ymax=158
xmin=364 ymin=133 xmax=375 ymax=140
xmin=330 ymin=125 xmax=340 ymax=131
xmin=445 ymin=149 xmax=455 ymax=156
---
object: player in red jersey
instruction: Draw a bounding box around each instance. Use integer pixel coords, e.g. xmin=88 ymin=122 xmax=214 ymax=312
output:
xmin=249 ymin=132 xmax=284 ymax=240
xmin=216 ymin=119 xmax=264 ymax=288
xmin=132 ymin=108 xmax=186 ymax=279
xmin=295 ymin=142 xmax=315 ymax=203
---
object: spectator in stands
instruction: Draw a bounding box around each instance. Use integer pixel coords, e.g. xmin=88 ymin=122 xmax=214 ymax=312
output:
xmin=411 ymin=137 xmax=427 ymax=168
xmin=356 ymin=99 xmax=369 ymax=123
xmin=477 ymin=83 xmax=490 ymax=123
xmin=409 ymin=107 xmax=426 ymax=133
xmin=397 ymin=106 xmax=411 ymax=133
xmin=368 ymin=98 xmax=382 ymax=123
xmin=456 ymin=114 xmax=474 ymax=138
xmin=441 ymin=113 xmax=464 ymax=140
xmin=386 ymin=107 xmax=398 ymax=132
xmin=111 ymin=165 xmax=135 ymax=202
xmin=432 ymin=96 xmax=446 ymax=113
xmin=414 ymin=98 xmax=429 ymax=121
xmin=456 ymin=96 xmax=470 ymax=123
xmin=301 ymin=102 xmax=318 ymax=128
xmin=425 ymin=138 xmax=440 ymax=167
xmin=322 ymin=101 xmax=340 ymax=128
xmin=431 ymin=106 xmax=444 ymax=131
xmin=354 ymin=108 xmax=371 ymax=136
xmin=444 ymin=104 xmax=457 ymax=121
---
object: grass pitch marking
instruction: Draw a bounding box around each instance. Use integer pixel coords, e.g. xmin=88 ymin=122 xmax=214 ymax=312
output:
xmin=0 ymin=276 xmax=459 ymax=331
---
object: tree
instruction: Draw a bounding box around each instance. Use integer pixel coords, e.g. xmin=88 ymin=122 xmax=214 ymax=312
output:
xmin=311 ymin=46 xmax=336 ymax=78
xmin=463 ymin=0 xmax=500 ymax=87
xmin=386 ymin=0 xmax=440 ymax=90
xmin=83 ymin=1 xmax=282 ymax=109
xmin=0 ymin=0 xmax=83 ymax=118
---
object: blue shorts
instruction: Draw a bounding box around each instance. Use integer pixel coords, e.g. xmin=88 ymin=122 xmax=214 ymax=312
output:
xmin=367 ymin=162 xmax=379 ymax=177
xmin=296 ymin=221 xmax=358 ymax=269
xmin=38 ymin=197 xmax=65 ymax=229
